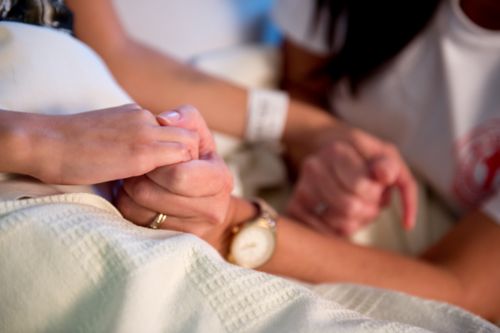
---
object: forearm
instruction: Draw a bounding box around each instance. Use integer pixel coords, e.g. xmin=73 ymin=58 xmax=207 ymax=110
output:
xmin=231 ymin=199 xmax=497 ymax=319
xmin=261 ymin=217 xmax=463 ymax=299
xmin=0 ymin=111 xmax=38 ymax=176
xmin=95 ymin=42 xmax=247 ymax=138
xmin=87 ymin=39 xmax=340 ymax=149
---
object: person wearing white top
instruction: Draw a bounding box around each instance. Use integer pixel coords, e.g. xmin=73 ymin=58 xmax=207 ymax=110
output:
xmin=1 ymin=0 xmax=499 ymax=324
xmin=269 ymin=0 xmax=500 ymax=321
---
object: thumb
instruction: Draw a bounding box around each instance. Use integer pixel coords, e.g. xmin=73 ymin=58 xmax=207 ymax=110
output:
xmin=157 ymin=105 xmax=215 ymax=157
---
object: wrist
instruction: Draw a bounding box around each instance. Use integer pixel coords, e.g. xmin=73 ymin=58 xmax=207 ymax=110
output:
xmin=282 ymin=101 xmax=341 ymax=164
xmin=244 ymin=89 xmax=289 ymax=143
xmin=3 ymin=111 xmax=67 ymax=183
xmin=226 ymin=196 xmax=259 ymax=228
xmin=0 ymin=111 xmax=38 ymax=176
xmin=226 ymin=198 xmax=278 ymax=268
xmin=218 ymin=196 xmax=258 ymax=258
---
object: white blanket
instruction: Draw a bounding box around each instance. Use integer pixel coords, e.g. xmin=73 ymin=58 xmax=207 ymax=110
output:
xmin=0 ymin=193 xmax=497 ymax=332
xmin=0 ymin=22 xmax=497 ymax=333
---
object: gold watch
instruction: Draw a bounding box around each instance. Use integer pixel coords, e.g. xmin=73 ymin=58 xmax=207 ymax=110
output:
xmin=227 ymin=199 xmax=278 ymax=269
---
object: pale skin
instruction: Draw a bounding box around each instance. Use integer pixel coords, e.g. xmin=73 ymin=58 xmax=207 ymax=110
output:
xmin=0 ymin=104 xmax=199 ymax=184
xmin=1 ymin=0 xmax=498 ymax=322
xmin=273 ymin=0 xmax=500 ymax=320
xmin=71 ymin=0 xmax=498 ymax=321
xmin=65 ymin=0 xmax=418 ymax=235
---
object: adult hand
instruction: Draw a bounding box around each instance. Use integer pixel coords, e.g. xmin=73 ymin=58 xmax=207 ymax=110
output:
xmin=285 ymin=125 xmax=417 ymax=236
xmin=25 ymin=103 xmax=198 ymax=185
xmin=116 ymin=105 xmax=234 ymax=251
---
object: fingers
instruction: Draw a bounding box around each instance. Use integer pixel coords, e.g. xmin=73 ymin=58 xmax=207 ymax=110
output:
xmin=286 ymin=171 xmax=378 ymax=236
xmin=153 ymin=126 xmax=200 ymax=159
xmin=369 ymin=155 xmax=400 ymax=185
xmin=116 ymin=187 xmax=211 ymax=236
xmin=395 ymin=165 xmax=418 ymax=230
xmin=285 ymin=198 xmax=339 ymax=236
xmin=349 ymin=131 xmax=419 ymax=230
xmin=145 ymin=141 xmax=193 ymax=171
xmin=320 ymin=141 xmax=383 ymax=203
xmin=368 ymin=153 xmax=418 ymax=230
xmin=301 ymin=155 xmax=381 ymax=222
xmin=146 ymin=155 xmax=232 ymax=197
xmin=156 ymin=105 xmax=215 ymax=157
xmin=122 ymin=175 xmax=229 ymax=226
xmin=288 ymin=136 xmax=418 ymax=235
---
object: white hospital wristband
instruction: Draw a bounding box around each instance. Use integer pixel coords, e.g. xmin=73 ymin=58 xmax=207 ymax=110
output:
xmin=245 ymin=89 xmax=289 ymax=143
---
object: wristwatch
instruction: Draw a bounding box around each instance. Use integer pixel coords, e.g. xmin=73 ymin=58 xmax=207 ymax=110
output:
xmin=227 ymin=199 xmax=278 ymax=269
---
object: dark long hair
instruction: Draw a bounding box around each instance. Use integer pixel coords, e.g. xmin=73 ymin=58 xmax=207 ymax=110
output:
xmin=315 ymin=0 xmax=441 ymax=93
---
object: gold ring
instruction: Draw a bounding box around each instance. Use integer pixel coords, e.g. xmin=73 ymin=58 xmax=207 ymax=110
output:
xmin=149 ymin=213 xmax=167 ymax=229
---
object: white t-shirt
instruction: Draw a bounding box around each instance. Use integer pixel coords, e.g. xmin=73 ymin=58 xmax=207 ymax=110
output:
xmin=273 ymin=0 xmax=500 ymax=223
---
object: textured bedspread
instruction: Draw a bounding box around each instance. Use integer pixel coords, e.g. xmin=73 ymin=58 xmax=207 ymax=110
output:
xmin=0 ymin=193 xmax=496 ymax=333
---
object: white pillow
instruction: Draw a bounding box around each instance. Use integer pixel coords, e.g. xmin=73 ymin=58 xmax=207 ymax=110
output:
xmin=0 ymin=22 xmax=132 ymax=114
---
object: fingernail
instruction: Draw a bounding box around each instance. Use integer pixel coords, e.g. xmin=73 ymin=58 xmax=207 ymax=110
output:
xmin=158 ymin=111 xmax=181 ymax=125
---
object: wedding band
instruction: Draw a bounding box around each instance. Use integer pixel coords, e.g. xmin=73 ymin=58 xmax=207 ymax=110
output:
xmin=313 ymin=202 xmax=328 ymax=216
xmin=149 ymin=213 xmax=167 ymax=229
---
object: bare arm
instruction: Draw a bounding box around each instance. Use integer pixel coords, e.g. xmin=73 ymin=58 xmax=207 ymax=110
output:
xmin=0 ymin=106 xmax=197 ymax=184
xmin=227 ymin=198 xmax=500 ymax=321
xmin=66 ymin=0 xmax=418 ymax=232
xmin=65 ymin=0 xmax=338 ymax=149
xmin=0 ymin=111 xmax=37 ymax=176
xmin=280 ymin=39 xmax=333 ymax=109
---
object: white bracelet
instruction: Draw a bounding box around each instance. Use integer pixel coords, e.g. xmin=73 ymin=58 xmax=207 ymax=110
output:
xmin=245 ymin=89 xmax=289 ymax=143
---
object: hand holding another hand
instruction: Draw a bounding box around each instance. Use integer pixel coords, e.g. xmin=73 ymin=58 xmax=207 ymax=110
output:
xmin=24 ymin=103 xmax=198 ymax=185
xmin=286 ymin=125 xmax=417 ymax=236
xmin=116 ymin=105 xmax=235 ymax=251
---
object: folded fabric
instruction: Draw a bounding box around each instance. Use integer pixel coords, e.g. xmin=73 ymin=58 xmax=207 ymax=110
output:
xmin=0 ymin=193 xmax=497 ymax=333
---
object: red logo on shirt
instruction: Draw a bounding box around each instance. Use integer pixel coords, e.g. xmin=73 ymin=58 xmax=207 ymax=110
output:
xmin=453 ymin=119 xmax=500 ymax=208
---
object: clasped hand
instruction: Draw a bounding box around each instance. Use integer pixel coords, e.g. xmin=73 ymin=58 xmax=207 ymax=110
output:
xmin=286 ymin=125 xmax=417 ymax=236
xmin=115 ymin=105 xmax=234 ymax=250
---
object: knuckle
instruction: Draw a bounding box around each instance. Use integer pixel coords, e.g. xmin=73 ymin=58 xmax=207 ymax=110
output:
xmin=167 ymin=164 xmax=190 ymax=190
xmin=131 ymin=145 xmax=155 ymax=172
xmin=327 ymin=141 xmax=347 ymax=156
xmin=340 ymin=222 xmax=360 ymax=236
xmin=207 ymin=208 xmax=226 ymax=226
xmin=185 ymin=131 xmax=200 ymax=157
xmin=302 ymin=156 xmax=320 ymax=172
xmin=128 ymin=180 xmax=153 ymax=205
xmin=340 ymin=198 xmax=361 ymax=218
xmin=174 ymin=142 xmax=191 ymax=160
xmin=187 ymin=129 xmax=200 ymax=145
xmin=116 ymin=196 xmax=133 ymax=219
xmin=350 ymin=178 xmax=368 ymax=195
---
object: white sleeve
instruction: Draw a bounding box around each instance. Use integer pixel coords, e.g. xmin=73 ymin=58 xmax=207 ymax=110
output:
xmin=272 ymin=0 xmax=332 ymax=55
xmin=481 ymin=191 xmax=500 ymax=225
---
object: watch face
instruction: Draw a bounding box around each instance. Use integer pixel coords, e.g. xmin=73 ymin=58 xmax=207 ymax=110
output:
xmin=231 ymin=224 xmax=275 ymax=269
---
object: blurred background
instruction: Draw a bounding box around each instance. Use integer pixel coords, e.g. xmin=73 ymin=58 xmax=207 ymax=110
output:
xmin=111 ymin=0 xmax=288 ymax=201
xmin=113 ymin=0 xmax=279 ymax=61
